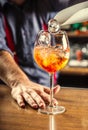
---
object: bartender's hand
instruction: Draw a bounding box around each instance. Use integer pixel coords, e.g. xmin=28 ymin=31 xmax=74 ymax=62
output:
xmin=11 ymin=81 xmax=60 ymax=109
xmin=0 ymin=51 xmax=60 ymax=109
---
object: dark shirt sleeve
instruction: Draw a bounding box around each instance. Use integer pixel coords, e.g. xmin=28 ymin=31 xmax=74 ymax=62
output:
xmin=0 ymin=13 xmax=13 ymax=55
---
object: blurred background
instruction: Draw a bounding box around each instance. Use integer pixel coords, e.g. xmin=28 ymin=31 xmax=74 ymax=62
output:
xmin=58 ymin=20 xmax=88 ymax=88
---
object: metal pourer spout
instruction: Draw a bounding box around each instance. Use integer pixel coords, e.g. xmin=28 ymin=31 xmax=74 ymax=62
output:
xmin=48 ymin=19 xmax=60 ymax=33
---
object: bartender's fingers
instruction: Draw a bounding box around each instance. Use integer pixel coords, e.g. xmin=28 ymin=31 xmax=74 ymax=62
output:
xmin=44 ymin=85 xmax=60 ymax=94
xmin=11 ymin=92 xmax=25 ymax=108
xmin=40 ymin=91 xmax=58 ymax=106
xmin=23 ymin=91 xmax=45 ymax=108
xmin=16 ymin=94 xmax=25 ymax=108
xmin=22 ymin=92 xmax=40 ymax=109
xmin=27 ymin=90 xmax=45 ymax=108
xmin=11 ymin=87 xmax=25 ymax=108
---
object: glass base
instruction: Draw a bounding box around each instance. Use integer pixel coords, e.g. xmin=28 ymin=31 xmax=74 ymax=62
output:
xmin=38 ymin=105 xmax=65 ymax=115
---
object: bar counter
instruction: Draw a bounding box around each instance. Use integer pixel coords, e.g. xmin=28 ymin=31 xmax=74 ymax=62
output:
xmin=0 ymin=84 xmax=88 ymax=130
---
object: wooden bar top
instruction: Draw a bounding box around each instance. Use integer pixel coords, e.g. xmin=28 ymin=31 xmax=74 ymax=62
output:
xmin=0 ymin=84 xmax=88 ymax=130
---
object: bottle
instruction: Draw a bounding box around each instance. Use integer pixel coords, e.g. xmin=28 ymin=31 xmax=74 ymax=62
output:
xmin=54 ymin=1 xmax=88 ymax=27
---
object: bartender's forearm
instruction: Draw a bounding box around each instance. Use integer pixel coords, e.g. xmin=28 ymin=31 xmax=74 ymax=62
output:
xmin=0 ymin=50 xmax=29 ymax=88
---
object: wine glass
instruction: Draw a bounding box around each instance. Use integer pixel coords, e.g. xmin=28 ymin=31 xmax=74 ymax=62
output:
xmin=34 ymin=19 xmax=70 ymax=114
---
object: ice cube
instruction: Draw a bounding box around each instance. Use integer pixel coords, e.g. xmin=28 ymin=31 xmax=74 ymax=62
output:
xmin=38 ymin=31 xmax=51 ymax=45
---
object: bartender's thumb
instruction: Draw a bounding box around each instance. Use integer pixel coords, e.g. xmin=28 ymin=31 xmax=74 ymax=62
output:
xmin=44 ymin=85 xmax=60 ymax=94
xmin=53 ymin=85 xmax=60 ymax=94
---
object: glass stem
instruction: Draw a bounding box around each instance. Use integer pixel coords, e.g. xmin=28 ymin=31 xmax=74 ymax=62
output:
xmin=49 ymin=73 xmax=54 ymax=107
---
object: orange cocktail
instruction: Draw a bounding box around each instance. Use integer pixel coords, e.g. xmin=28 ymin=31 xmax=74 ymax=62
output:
xmin=34 ymin=44 xmax=69 ymax=73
